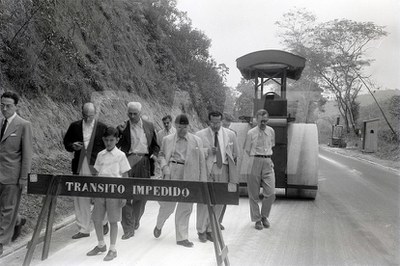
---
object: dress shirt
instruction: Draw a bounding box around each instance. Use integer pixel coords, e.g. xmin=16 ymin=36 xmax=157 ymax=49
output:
xmin=209 ymin=127 xmax=227 ymax=164
xmin=129 ymin=119 xmax=149 ymax=154
xmin=247 ymin=126 xmax=275 ymax=156
xmin=171 ymin=135 xmax=187 ymax=162
xmin=82 ymin=120 xmax=95 ymax=149
xmin=157 ymin=126 xmax=176 ymax=146
xmin=2 ymin=112 xmax=16 ymax=134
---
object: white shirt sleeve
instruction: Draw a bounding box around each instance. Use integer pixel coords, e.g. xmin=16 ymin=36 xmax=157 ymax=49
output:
xmin=119 ymin=154 xmax=131 ymax=175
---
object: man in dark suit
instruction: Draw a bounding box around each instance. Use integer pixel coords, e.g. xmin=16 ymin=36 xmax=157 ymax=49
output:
xmin=117 ymin=102 xmax=159 ymax=240
xmin=63 ymin=102 xmax=108 ymax=239
xmin=0 ymin=92 xmax=33 ymax=255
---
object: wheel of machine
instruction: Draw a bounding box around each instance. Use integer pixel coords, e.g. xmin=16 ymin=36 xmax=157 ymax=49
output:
xmin=286 ymin=123 xmax=319 ymax=199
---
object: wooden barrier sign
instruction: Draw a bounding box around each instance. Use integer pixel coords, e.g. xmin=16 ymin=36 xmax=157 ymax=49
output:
xmin=24 ymin=174 xmax=239 ymax=266
xmin=27 ymin=174 xmax=239 ymax=205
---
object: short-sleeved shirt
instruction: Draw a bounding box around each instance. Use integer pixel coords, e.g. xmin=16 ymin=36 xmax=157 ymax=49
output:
xmin=94 ymin=147 xmax=131 ymax=177
xmin=245 ymin=126 xmax=275 ymax=156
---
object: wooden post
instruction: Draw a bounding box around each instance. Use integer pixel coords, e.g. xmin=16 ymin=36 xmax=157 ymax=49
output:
xmin=23 ymin=176 xmax=59 ymax=266
xmin=42 ymin=182 xmax=61 ymax=260
xmin=202 ymin=182 xmax=230 ymax=266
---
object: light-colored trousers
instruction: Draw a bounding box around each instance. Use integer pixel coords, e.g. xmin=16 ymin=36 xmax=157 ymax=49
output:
xmin=156 ymin=163 xmax=193 ymax=241
xmin=75 ymin=158 xmax=106 ymax=234
xmin=246 ymin=157 xmax=275 ymax=222
xmin=196 ymin=164 xmax=229 ymax=233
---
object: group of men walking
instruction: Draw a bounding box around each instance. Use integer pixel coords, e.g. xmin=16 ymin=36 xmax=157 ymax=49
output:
xmin=0 ymin=91 xmax=277 ymax=258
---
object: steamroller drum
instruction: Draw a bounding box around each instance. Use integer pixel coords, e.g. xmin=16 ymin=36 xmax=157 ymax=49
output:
xmin=286 ymin=123 xmax=319 ymax=199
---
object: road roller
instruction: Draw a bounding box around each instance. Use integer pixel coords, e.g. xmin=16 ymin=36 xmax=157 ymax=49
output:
xmin=233 ymin=50 xmax=318 ymax=199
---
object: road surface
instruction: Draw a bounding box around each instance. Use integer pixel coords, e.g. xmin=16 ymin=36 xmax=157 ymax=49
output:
xmin=1 ymin=147 xmax=399 ymax=265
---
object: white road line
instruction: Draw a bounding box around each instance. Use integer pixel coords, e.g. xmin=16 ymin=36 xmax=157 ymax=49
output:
xmin=319 ymin=154 xmax=347 ymax=169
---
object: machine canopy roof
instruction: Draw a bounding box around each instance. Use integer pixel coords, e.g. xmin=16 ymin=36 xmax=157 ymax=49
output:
xmin=236 ymin=50 xmax=306 ymax=80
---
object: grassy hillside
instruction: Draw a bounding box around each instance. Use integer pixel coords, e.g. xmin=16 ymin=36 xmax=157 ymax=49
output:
xmin=0 ymin=0 xmax=227 ymax=238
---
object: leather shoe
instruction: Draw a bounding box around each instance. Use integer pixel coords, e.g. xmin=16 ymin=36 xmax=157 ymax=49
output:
xmin=103 ymin=223 xmax=109 ymax=235
xmin=12 ymin=217 xmax=26 ymax=242
xmin=255 ymin=221 xmax=263 ymax=230
xmin=121 ymin=231 xmax=135 ymax=240
xmin=198 ymin=232 xmax=207 ymax=243
xmin=153 ymin=226 xmax=161 ymax=238
xmin=72 ymin=232 xmax=90 ymax=239
xmin=261 ymin=217 xmax=270 ymax=228
xmin=87 ymin=245 xmax=107 ymax=256
xmin=103 ymin=250 xmax=117 ymax=261
xmin=206 ymin=232 xmax=214 ymax=242
xmin=134 ymin=221 xmax=140 ymax=230
xmin=177 ymin=239 xmax=194 ymax=248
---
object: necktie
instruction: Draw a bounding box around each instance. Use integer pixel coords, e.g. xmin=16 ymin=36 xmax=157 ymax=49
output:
xmin=214 ymin=131 xmax=222 ymax=168
xmin=1 ymin=119 xmax=7 ymax=139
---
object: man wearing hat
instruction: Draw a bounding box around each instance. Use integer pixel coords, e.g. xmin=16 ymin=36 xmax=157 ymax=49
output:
xmin=153 ymin=114 xmax=206 ymax=248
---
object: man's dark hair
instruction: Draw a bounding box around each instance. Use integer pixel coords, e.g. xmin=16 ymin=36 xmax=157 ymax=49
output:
xmin=103 ymin=127 xmax=119 ymax=138
xmin=256 ymin=109 xmax=269 ymax=117
xmin=1 ymin=91 xmax=19 ymax=105
xmin=162 ymin=115 xmax=172 ymax=122
xmin=208 ymin=111 xmax=223 ymax=120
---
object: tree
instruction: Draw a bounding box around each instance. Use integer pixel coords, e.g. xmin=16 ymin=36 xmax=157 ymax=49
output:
xmin=276 ymin=9 xmax=388 ymax=134
xmin=234 ymin=78 xmax=254 ymax=117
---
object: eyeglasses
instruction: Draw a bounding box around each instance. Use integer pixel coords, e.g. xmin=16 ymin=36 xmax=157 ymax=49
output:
xmin=1 ymin=103 xmax=15 ymax=109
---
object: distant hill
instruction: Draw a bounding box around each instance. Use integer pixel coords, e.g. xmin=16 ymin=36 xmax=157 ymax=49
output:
xmin=356 ymin=89 xmax=400 ymax=106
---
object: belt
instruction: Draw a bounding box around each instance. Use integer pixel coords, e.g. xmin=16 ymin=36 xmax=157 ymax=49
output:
xmin=170 ymin=160 xmax=185 ymax=165
xmin=128 ymin=153 xmax=149 ymax=157
xmin=252 ymin=155 xmax=271 ymax=158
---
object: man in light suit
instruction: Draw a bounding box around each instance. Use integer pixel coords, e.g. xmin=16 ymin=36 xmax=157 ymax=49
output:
xmin=117 ymin=102 xmax=159 ymax=240
xmin=0 ymin=92 xmax=33 ymax=255
xmin=153 ymin=114 xmax=206 ymax=248
xmin=196 ymin=111 xmax=239 ymax=242
xmin=63 ymin=102 xmax=109 ymax=239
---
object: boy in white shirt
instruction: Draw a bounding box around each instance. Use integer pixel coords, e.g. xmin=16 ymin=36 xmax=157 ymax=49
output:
xmin=86 ymin=127 xmax=131 ymax=261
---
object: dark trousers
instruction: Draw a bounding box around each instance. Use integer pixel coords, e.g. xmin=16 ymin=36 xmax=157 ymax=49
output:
xmin=0 ymin=184 xmax=22 ymax=245
xmin=121 ymin=155 xmax=150 ymax=233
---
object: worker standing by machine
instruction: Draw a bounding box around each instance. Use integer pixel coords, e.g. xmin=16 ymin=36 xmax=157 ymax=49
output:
xmin=242 ymin=109 xmax=275 ymax=230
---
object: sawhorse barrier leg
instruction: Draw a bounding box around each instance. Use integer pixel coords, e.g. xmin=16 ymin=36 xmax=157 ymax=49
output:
xmin=23 ymin=176 xmax=60 ymax=266
xmin=202 ymin=183 xmax=230 ymax=266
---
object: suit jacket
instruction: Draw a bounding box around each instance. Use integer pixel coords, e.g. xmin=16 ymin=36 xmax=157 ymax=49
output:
xmin=117 ymin=119 xmax=160 ymax=173
xmin=63 ymin=119 xmax=107 ymax=174
xmin=159 ymin=132 xmax=207 ymax=182
xmin=196 ymin=127 xmax=239 ymax=183
xmin=0 ymin=115 xmax=33 ymax=185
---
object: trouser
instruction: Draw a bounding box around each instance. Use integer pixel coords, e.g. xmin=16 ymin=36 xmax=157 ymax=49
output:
xmin=196 ymin=204 xmax=224 ymax=233
xmin=74 ymin=197 xmax=93 ymax=234
xmin=196 ymin=164 xmax=229 ymax=233
xmin=0 ymin=184 xmax=22 ymax=245
xmin=156 ymin=162 xmax=193 ymax=241
xmin=122 ymin=154 xmax=150 ymax=233
xmin=156 ymin=201 xmax=193 ymax=241
xmin=247 ymin=157 xmax=275 ymax=222
xmin=75 ymin=158 xmax=106 ymax=233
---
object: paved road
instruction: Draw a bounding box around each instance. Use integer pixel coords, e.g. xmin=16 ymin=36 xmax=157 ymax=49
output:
xmin=1 ymin=147 xmax=399 ymax=265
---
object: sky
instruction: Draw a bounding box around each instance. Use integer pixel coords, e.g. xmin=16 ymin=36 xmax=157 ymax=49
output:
xmin=176 ymin=0 xmax=400 ymax=90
